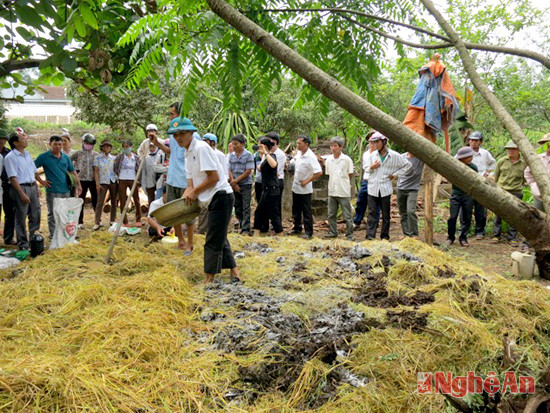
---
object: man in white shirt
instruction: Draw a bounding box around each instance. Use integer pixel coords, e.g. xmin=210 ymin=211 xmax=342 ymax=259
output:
xmin=197 ymin=133 xmax=227 ymax=234
xmin=266 ymin=131 xmax=287 ymax=227
xmin=288 ymin=135 xmax=322 ymax=239
xmin=364 ymin=132 xmax=412 ymax=240
xmin=4 ymin=132 xmax=41 ymax=250
xmin=170 ymin=117 xmax=241 ymax=284
xmin=147 ymin=187 xmax=171 ymax=238
xmin=353 ymin=132 xmax=378 ymax=229
xmin=321 ymin=137 xmax=354 ymax=240
xmin=467 ymin=131 xmax=496 ymax=239
xmin=138 ymin=124 xmax=158 ymax=159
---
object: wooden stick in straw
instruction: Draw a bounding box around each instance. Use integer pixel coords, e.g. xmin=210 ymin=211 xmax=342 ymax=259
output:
xmin=104 ymin=156 xmax=146 ymax=264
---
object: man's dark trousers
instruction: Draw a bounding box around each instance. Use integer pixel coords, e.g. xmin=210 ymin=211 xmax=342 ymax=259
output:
xmin=11 ymin=184 xmax=40 ymax=250
xmin=234 ymin=183 xmax=252 ymax=233
xmin=205 ymin=192 xmax=237 ymax=274
xmin=292 ymin=192 xmax=313 ymax=236
xmin=448 ymin=194 xmax=474 ymax=242
xmin=353 ymin=180 xmax=368 ymax=225
xmin=273 ymin=178 xmax=284 ymax=230
xmin=366 ymin=194 xmax=391 ymax=240
xmin=2 ymin=182 xmax=15 ymax=243
xmin=473 ymin=200 xmax=487 ymax=236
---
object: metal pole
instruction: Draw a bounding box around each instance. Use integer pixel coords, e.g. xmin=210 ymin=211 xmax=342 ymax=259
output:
xmin=104 ymin=156 xmax=146 ymax=264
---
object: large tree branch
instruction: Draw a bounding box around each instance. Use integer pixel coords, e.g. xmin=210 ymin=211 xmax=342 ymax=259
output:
xmin=204 ymin=0 xmax=550 ymax=256
xmin=263 ymin=8 xmax=449 ymax=41
xmin=419 ymin=0 xmax=550 ymax=212
xmin=340 ymin=15 xmax=452 ymax=50
xmin=263 ymin=8 xmax=550 ymax=70
xmin=0 ymin=58 xmax=43 ymax=78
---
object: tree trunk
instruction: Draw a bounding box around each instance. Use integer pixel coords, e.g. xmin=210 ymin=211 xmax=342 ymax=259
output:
xmin=205 ymin=0 xmax=550 ymax=279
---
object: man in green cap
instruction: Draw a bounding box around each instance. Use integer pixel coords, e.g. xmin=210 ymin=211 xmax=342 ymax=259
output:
xmin=492 ymin=140 xmax=526 ymax=244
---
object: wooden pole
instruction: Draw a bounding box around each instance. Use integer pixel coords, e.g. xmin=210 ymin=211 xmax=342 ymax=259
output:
xmin=424 ymin=166 xmax=434 ymax=245
xmin=104 ymin=156 xmax=146 ymax=264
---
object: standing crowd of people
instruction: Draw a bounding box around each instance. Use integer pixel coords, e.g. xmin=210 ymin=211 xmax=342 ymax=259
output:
xmin=1 ymin=101 xmax=549 ymax=282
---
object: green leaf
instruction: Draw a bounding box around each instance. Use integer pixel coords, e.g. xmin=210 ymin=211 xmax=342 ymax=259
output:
xmin=65 ymin=24 xmax=75 ymax=43
xmin=61 ymin=57 xmax=78 ymax=74
xmin=15 ymin=27 xmax=33 ymax=41
xmin=51 ymin=72 xmax=65 ymax=86
xmin=15 ymin=95 xmax=24 ymax=103
xmin=147 ymin=81 xmax=161 ymax=95
xmin=14 ymin=4 xmax=45 ymax=29
xmin=98 ymin=85 xmax=112 ymax=95
xmin=80 ymin=3 xmax=98 ymax=30
xmin=74 ymin=16 xmax=87 ymax=37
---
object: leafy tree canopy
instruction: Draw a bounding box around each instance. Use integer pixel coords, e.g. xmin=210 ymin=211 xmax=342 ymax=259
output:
xmin=0 ymin=0 xmax=147 ymax=99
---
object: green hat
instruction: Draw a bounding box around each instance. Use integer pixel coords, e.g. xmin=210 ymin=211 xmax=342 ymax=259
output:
xmin=0 ymin=129 xmax=8 ymax=139
xmin=168 ymin=117 xmax=197 ymax=134
xmin=504 ymin=140 xmax=518 ymax=149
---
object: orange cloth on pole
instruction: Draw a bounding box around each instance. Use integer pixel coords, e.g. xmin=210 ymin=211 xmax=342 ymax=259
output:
xmin=403 ymin=56 xmax=458 ymax=147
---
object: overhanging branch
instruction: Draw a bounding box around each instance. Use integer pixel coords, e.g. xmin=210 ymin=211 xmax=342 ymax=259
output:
xmin=263 ymin=8 xmax=550 ymax=70
xmin=263 ymin=7 xmax=449 ymax=41
xmin=0 ymin=58 xmax=43 ymax=78
xmin=341 ymin=15 xmax=452 ymax=50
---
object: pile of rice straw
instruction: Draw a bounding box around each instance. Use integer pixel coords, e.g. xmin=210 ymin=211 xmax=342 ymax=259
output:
xmin=0 ymin=233 xmax=549 ymax=411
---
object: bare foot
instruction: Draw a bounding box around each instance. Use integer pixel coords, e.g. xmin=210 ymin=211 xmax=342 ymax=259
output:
xmin=202 ymin=274 xmax=215 ymax=284
xmin=184 ymin=245 xmax=193 ymax=256
xmin=176 ymin=241 xmax=187 ymax=250
xmin=230 ymin=267 xmax=241 ymax=282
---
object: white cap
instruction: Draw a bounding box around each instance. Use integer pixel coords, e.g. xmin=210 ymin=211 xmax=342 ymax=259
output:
xmin=146 ymin=124 xmax=158 ymax=131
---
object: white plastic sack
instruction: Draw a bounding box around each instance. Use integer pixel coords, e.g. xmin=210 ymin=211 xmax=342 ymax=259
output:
xmin=107 ymin=223 xmax=141 ymax=236
xmin=50 ymin=197 xmax=84 ymax=250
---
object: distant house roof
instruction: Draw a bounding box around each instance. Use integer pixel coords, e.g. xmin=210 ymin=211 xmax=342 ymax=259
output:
xmin=0 ymin=85 xmax=70 ymax=103
xmin=40 ymin=86 xmax=66 ymax=100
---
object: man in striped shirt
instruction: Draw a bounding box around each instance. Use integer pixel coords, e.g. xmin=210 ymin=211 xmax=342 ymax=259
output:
xmin=364 ymin=132 xmax=412 ymax=240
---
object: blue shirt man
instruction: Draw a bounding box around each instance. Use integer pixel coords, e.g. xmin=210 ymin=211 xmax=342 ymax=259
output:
xmin=35 ymin=151 xmax=75 ymax=193
xmin=34 ymin=136 xmax=81 ymax=240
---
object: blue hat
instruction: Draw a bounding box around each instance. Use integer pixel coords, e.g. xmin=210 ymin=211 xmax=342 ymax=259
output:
xmin=168 ymin=117 xmax=198 ymax=134
xmin=203 ymin=133 xmax=218 ymax=143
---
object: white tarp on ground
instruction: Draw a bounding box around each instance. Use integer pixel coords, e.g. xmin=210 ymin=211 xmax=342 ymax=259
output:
xmin=0 ymin=256 xmax=21 ymax=269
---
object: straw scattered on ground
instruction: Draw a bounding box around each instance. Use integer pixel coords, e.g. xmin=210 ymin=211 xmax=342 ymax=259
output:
xmin=0 ymin=233 xmax=549 ymax=412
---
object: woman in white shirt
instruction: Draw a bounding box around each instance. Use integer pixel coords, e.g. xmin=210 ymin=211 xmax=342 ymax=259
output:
xmin=114 ymin=140 xmax=142 ymax=227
